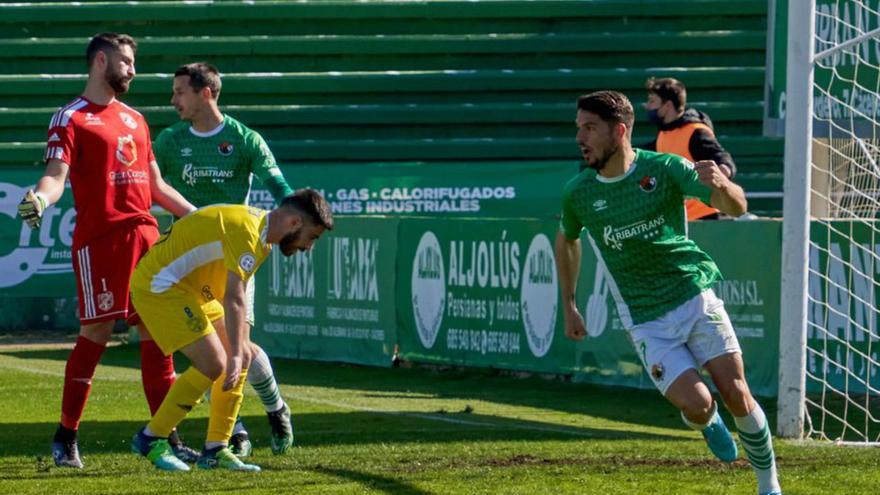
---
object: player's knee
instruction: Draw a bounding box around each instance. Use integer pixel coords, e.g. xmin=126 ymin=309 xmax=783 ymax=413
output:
xmin=675 ymin=388 xmax=714 ymax=423
xmin=719 ymin=379 xmax=752 ymax=416
xmin=79 ymin=321 xmax=115 ymax=344
xmin=198 ymin=354 xmax=225 ymax=381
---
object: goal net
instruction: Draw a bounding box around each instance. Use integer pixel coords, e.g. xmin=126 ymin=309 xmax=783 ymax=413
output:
xmin=783 ymin=0 xmax=880 ymax=444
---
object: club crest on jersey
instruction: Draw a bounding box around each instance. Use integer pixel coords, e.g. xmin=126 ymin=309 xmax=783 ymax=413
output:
xmin=639 ymin=176 xmax=657 ymax=193
xmin=239 ymin=253 xmax=257 ymax=273
xmin=115 ymin=134 xmax=137 ymax=166
xmin=218 ymin=141 xmax=234 ymax=156
xmin=97 ymin=290 xmax=114 ymax=312
xmin=118 ymin=111 xmax=138 ymax=130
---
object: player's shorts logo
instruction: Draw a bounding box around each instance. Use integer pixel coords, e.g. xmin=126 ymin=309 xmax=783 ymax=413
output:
xmin=116 ymin=134 xmax=137 ymax=166
xmin=183 ymin=306 xmax=206 ymax=333
xmin=639 ymin=175 xmax=657 ymax=193
xmin=521 ymin=233 xmax=558 ymax=358
xmin=411 ymin=231 xmax=445 ymax=349
xmin=118 ymin=112 xmax=138 ymax=130
xmin=239 ymin=253 xmax=257 ymax=273
xmin=218 ymin=141 xmax=234 ymax=156
xmin=651 ymin=363 xmax=664 ymax=380
xmin=96 ymin=290 xmax=114 ymax=312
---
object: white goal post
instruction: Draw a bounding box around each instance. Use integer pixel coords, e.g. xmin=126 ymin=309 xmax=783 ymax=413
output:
xmin=779 ymin=0 xmax=880 ymax=444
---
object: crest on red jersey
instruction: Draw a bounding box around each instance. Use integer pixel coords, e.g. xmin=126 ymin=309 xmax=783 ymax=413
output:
xmin=97 ymin=290 xmax=115 ymax=312
xmin=119 ymin=111 xmax=138 ymax=130
xmin=116 ymin=134 xmax=137 ymax=166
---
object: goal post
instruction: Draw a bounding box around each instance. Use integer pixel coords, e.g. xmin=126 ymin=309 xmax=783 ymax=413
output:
xmin=779 ymin=0 xmax=880 ymax=444
xmin=778 ymin=0 xmax=815 ymax=440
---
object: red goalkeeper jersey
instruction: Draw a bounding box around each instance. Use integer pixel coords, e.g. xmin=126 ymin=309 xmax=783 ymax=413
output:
xmin=45 ymin=97 xmax=158 ymax=247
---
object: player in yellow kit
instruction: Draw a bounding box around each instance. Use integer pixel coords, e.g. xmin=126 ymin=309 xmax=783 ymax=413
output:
xmin=130 ymin=189 xmax=333 ymax=472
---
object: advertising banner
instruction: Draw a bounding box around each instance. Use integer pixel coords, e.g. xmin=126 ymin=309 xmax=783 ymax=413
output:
xmin=807 ymin=220 xmax=880 ymax=395
xmin=573 ymin=221 xmax=783 ymax=397
xmin=766 ymin=0 xmax=880 ymax=137
xmin=0 ymin=168 xmax=79 ymax=329
xmin=251 ymin=217 xmax=398 ymax=367
xmin=397 ymin=218 xmax=578 ymax=373
xmin=271 ymin=161 xmax=575 ymax=220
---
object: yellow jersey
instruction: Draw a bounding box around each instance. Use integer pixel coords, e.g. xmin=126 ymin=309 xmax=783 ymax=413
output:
xmin=132 ymin=204 xmax=271 ymax=304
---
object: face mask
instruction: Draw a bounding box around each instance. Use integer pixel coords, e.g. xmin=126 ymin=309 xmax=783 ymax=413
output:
xmin=646 ymin=108 xmax=662 ymax=126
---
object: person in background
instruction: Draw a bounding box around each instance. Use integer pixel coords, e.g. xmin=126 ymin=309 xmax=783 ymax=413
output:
xmin=642 ymin=77 xmax=739 ymax=220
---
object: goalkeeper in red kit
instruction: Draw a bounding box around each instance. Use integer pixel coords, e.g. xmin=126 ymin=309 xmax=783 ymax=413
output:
xmin=17 ymin=33 xmax=198 ymax=468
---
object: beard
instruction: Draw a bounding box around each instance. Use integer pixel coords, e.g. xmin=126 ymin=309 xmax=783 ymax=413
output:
xmin=586 ymin=142 xmax=619 ymax=172
xmin=279 ymin=229 xmax=303 ymax=256
xmin=105 ymin=65 xmax=131 ymax=94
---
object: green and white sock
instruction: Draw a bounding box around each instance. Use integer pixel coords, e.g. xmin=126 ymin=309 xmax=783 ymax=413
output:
xmin=734 ymin=404 xmax=781 ymax=495
xmin=247 ymin=345 xmax=284 ymax=413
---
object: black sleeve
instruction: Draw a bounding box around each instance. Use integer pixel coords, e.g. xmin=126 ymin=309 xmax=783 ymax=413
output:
xmin=689 ymin=128 xmax=737 ymax=178
xmin=638 ymin=138 xmax=657 ymax=151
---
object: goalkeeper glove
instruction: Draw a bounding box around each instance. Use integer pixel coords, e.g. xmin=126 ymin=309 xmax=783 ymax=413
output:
xmin=18 ymin=190 xmax=48 ymax=229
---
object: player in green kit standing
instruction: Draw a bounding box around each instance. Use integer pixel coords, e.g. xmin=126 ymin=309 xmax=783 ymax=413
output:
xmin=555 ymin=91 xmax=781 ymax=495
xmin=153 ymin=62 xmax=294 ymax=456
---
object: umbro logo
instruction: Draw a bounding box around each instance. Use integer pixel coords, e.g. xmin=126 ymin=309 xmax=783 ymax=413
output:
xmin=181 ymin=147 xmax=193 ymax=157
xmin=593 ymin=199 xmax=608 ymax=211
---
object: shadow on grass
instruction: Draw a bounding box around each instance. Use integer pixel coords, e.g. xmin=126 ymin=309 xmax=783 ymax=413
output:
xmin=0 ymin=344 xmax=765 ymax=443
xmin=311 ymin=465 xmax=433 ymax=495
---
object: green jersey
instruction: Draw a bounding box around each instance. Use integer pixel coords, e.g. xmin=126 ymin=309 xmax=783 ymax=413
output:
xmin=154 ymin=115 xmax=293 ymax=208
xmin=560 ymin=149 xmax=721 ymax=327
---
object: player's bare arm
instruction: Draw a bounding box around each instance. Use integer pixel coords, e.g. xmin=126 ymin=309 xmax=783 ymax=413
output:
xmin=222 ymin=270 xmax=249 ymax=391
xmin=555 ymin=230 xmax=587 ymax=341
xmin=695 ymin=159 xmax=747 ymax=217
xmin=18 ymin=159 xmax=70 ymax=229
xmin=148 ymin=160 xmax=196 ymax=217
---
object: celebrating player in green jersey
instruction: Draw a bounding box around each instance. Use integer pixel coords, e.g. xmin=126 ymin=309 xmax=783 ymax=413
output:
xmin=556 ymin=91 xmax=781 ymax=495
xmin=153 ymin=62 xmax=294 ymax=457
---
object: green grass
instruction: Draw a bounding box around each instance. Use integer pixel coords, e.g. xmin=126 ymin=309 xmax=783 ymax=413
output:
xmin=0 ymin=342 xmax=876 ymax=494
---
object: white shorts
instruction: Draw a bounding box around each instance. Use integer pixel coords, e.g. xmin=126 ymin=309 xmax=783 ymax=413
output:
xmin=629 ymin=289 xmax=741 ymax=395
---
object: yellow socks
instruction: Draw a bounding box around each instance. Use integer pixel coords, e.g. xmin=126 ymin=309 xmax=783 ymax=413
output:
xmin=146 ymin=367 xmax=212 ymax=437
xmin=206 ymin=368 xmax=248 ymax=444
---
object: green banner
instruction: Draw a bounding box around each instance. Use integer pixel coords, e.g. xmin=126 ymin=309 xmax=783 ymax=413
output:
xmin=0 ymin=168 xmax=79 ymax=329
xmin=253 ymin=161 xmax=575 ymax=219
xmin=572 ymin=221 xmax=783 ymax=398
xmin=766 ymin=0 xmax=880 ymax=137
xmin=251 ymin=217 xmax=398 ymax=367
xmin=807 ymin=220 xmax=880 ymax=395
xmin=396 ymin=218 xmax=578 ymax=372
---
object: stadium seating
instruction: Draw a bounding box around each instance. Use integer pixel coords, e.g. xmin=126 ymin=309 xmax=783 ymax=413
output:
xmin=0 ymin=0 xmax=783 ymax=215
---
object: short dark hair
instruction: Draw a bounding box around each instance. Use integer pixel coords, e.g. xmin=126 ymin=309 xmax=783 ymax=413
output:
xmin=86 ymin=33 xmax=136 ymax=67
xmin=576 ymin=90 xmax=635 ymax=129
xmin=646 ymin=77 xmax=687 ymax=112
xmin=281 ymin=189 xmax=334 ymax=231
xmin=174 ymin=62 xmax=222 ymax=99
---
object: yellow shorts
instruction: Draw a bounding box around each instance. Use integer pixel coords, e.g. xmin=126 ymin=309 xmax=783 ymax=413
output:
xmin=131 ymin=288 xmax=226 ymax=356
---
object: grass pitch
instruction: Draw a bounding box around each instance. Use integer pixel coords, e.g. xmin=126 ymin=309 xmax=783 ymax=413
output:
xmin=0 ymin=341 xmax=877 ymax=494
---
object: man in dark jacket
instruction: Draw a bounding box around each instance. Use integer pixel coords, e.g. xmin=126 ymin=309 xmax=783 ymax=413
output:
xmin=642 ymin=77 xmax=738 ymax=220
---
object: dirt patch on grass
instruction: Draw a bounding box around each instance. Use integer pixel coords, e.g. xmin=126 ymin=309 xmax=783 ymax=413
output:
xmin=390 ymin=454 xmax=760 ymax=473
